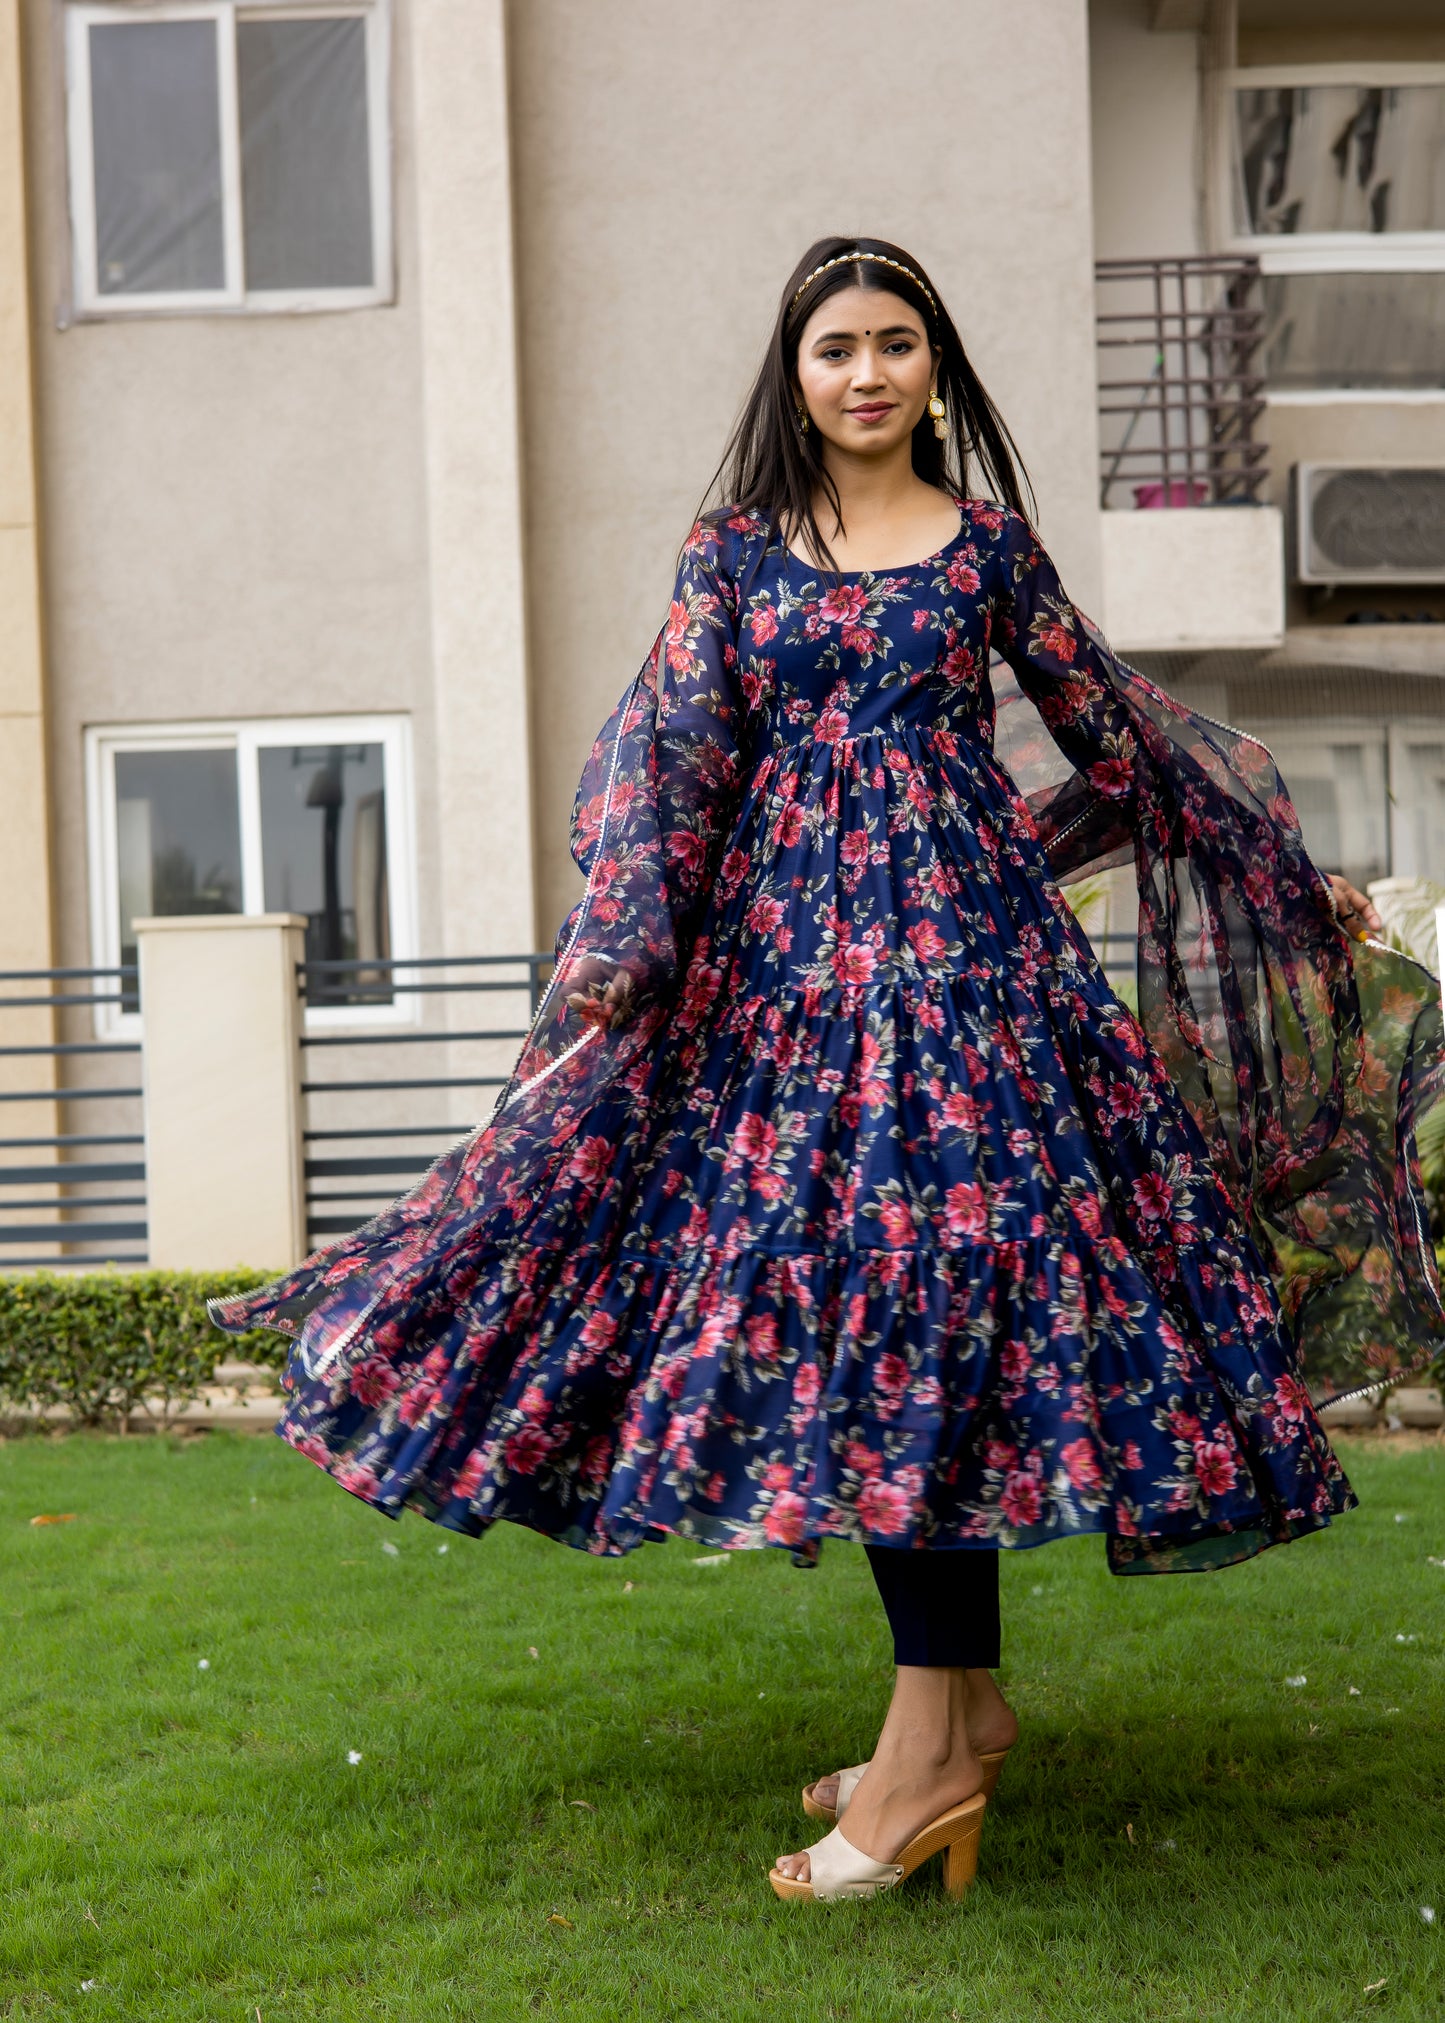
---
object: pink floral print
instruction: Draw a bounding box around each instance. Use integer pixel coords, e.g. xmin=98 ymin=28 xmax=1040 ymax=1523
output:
xmin=211 ymin=500 xmax=1445 ymax=1577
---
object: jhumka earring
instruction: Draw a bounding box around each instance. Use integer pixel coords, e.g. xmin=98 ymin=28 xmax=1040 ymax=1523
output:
xmin=795 ymin=402 xmax=811 ymax=434
xmin=927 ymin=389 xmax=950 ymax=441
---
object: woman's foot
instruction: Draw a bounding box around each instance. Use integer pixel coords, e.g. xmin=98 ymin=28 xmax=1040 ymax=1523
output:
xmin=805 ymin=1666 xmax=1018 ymax=1818
xmin=777 ymin=1665 xmax=1014 ymax=1885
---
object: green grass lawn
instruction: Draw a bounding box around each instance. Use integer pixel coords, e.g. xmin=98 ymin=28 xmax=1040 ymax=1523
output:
xmin=1 ymin=1432 xmax=1442 ymax=2023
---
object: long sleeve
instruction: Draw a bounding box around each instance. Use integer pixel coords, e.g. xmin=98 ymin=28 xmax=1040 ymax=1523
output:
xmin=543 ymin=521 xmax=752 ymax=1080
xmin=567 ymin=523 xmax=748 ymax=973
xmin=992 ymin=508 xmax=1445 ymax=1399
xmin=208 ymin=518 xmax=762 ymax=1364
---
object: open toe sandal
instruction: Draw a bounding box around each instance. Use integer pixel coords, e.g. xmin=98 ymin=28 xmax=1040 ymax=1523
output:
xmin=769 ymin=1791 xmax=988 ymax=1902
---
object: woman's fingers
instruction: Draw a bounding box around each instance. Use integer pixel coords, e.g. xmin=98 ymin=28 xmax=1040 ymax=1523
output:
xmin=1342 ymin=879 xmax=1382 ymax=933
xmin=1326 ymin=873 xmax=1383 ymax=938
xmin=563 ymin=963 xmax=637 ymax=1029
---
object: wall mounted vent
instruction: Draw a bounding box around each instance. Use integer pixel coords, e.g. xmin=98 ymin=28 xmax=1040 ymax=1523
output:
xmin=1294 ymin=464 xmax=1445 ymax=586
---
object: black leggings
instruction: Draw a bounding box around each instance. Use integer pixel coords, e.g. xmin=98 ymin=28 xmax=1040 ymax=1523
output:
xmin=864 ymin=1546 xmax=1001 ymax=1669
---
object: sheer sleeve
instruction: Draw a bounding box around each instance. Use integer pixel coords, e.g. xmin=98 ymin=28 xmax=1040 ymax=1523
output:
xmin=554 ymin=522 xmax=750 ymax=1032
xmin=208 ymin=515 xmax=764 ymax=1373
xmin=992 ymin=508 xmax=1445 ymax=1404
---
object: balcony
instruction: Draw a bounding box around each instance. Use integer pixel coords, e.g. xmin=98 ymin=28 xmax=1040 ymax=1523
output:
xmin=1096 ymin=255 xmax=1285 ymax=653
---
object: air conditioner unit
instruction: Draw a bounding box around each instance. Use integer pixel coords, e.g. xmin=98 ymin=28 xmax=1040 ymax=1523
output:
xmin=1293 ymin=463 xmax=1445 ymax=586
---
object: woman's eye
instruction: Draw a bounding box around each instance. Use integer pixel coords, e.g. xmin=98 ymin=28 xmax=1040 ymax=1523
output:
xmin=884 ymin=340 xmax=914 ymax=355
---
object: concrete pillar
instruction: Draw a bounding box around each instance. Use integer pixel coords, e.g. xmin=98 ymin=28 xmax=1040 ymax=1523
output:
xmin=136 ymin=915 xmax=307 ymax=1272
xmin=410 ymin=0 xmax=536 ymax=957
xmin=0 ymin=0 xmax=58 ymax=1180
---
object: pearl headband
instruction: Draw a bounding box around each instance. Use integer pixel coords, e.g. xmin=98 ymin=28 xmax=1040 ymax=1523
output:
xmin=789 ymin=251 xmax=938 ymax=316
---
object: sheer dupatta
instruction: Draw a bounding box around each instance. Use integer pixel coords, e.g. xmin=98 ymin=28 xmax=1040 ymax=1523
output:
xmin=209 ymin=514 xmax=766 ymax=1372
xmin=212 ymin=502 xmax=1444 ymax=1412
xmin=988 ymin=508 xmax=1445 ymax=1405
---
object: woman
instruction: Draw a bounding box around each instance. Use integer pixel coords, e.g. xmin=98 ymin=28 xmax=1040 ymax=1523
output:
xmin=213 ymin=237 xmax=1443 ymax=1904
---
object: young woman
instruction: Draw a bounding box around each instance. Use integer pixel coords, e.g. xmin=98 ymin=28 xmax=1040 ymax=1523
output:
xmin=214 ymin=237 xmax=1442 ymax=1904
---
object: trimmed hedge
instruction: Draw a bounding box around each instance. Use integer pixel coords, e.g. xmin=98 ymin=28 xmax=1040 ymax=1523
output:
xmin=0 ymin=1270 xmax=284 ymax=1428
xmin=0 ymin=1254 xmax=1439 ymax=1433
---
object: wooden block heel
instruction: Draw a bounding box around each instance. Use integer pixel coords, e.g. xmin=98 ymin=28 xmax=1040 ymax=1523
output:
xmin=943 ymin=1809 xmax=985 ymax=1897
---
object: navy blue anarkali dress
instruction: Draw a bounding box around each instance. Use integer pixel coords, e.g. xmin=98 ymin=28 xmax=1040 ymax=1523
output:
xmin=213 ymin=501 xmax=1445 ymax=1573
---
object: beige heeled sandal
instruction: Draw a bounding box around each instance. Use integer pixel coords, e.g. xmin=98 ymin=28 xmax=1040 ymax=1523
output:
xmin=801 ymin=1746 xmax=1009 ymax=1824
xmin=769 ymin=1790 xmax=988 ymax=1902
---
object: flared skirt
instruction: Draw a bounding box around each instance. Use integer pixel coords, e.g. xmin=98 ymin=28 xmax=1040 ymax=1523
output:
xmin=266 ymin=725 xmax=1353 ymax=1572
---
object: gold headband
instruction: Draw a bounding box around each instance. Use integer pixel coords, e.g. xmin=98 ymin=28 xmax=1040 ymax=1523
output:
xmin=789 ymin=251 xmax=937 ymax=316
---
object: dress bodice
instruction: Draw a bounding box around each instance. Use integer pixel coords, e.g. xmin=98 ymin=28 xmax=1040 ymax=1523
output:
xmin=736 ymin=506 xmax=1004 ymax=756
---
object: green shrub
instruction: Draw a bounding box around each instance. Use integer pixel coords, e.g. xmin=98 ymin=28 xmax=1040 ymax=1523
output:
xmin=0 ymin=1270 xmax=284 ymax=1428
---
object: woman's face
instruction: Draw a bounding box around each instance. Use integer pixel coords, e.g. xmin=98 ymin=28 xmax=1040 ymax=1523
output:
xmin=794 ymin=285 xmax=936 ymax=459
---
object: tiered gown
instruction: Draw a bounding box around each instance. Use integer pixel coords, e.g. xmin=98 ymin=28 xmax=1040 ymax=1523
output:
xmin=214 ymin=502 xmax=1445 ymax=1572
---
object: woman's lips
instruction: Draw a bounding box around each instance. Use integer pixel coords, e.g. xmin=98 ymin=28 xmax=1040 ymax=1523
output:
xmin=846 ymin=403 xmax=895 ymax=424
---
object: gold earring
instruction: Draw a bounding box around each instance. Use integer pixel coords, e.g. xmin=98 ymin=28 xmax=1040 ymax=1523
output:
xmin=795 ymin=402 xmax=810 ymax=434
xmin=927 ymin=389 xmax=949 ymax=441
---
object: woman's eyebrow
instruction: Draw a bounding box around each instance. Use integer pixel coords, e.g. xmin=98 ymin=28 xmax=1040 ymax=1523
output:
xmin=810 ymin=323 xmax=920 ymax=345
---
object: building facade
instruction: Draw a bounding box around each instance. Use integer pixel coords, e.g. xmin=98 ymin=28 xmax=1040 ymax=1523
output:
xmin=1092 ymin=0 xmax=1445 ymax=906
xmin=1 ymin=0 xmax=1443 ymax=1261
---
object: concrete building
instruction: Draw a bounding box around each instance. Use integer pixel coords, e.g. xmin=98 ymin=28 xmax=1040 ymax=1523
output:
xmin=1 ymin=0 xmax=1443 ymax=1265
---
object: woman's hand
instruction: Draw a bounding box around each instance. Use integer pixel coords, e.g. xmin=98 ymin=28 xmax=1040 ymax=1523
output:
xmin=562 ymin=957 xmax=638 ymax=1031
xmin=1326 ymin=874 xmax=1382 ymax=942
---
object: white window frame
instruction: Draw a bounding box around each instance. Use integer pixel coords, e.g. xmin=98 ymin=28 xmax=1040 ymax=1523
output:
xmin=65 ymin=0 xmax=393 ymax=318
xmin=1387 ymin=720 xmax=1445 ymax=882
xmin=1221 ymin=64 xmax=1445 ymax=275
xmin=85 ymin=713 xmax=419 ymax=1041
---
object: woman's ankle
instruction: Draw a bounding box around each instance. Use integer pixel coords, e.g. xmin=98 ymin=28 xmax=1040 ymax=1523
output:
xmin=873 ymin=1666 xmax=965 ymax=1757
xmin=875 ymin=1722 xmax=973 ymax=1775
xmin=964 ymin=1667 xmax=1019 ymax=1751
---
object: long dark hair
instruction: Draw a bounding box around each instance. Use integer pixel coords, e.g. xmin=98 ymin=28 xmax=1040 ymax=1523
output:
xmin=705 ymin=235 xmax=1034 ymax=572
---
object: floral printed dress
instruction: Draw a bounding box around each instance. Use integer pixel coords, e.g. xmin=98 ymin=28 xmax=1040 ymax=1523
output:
xmin=215 ymin=501 xmax=1443 ymax=1572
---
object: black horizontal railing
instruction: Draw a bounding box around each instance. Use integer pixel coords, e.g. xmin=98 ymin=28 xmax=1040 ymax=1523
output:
xmin=296 ymin=935 xmax=1142 ymax=1245
xmin=0 ymin=934 xmax=1144 ymax=1268
xmin=298 ymin=953 xmax=552 ymax=1242
xmin=0 ymin=965 xmax=147 ymax=1267
xmin=0 ymin=1087 xmax=143 ymax=1104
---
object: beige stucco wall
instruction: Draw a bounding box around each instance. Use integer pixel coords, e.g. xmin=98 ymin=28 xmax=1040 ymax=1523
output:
xmin=1089 ymin=0 xmax=1203 ymax=261
xmin=1 ymin=0 xmax=54 ymax=985
xmin=22 ymin=0 xmax=441 ymax=971
xmin=510 ymin=0 xmax=1105 ymax=940
xmin=410 ymin=0 xmax=534 ymax=957
xmin=137 ymin=914 xmax=306 ymax=1270
xmin=0 ymin=0 xmax=57 ymax=1186
xmin=1265 ymin=400 xmax=1445 ymax=513
xmin=1101 ymin=504 xmax=1284 ymax=648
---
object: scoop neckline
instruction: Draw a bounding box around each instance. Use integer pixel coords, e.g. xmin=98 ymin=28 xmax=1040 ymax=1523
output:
xmin=781 ymin=500 xmax=967 ymax=579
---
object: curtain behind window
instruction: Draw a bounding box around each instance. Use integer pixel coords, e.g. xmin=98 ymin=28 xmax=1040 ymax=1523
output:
xmin=238 ymin=16 xmax=374 ymax=290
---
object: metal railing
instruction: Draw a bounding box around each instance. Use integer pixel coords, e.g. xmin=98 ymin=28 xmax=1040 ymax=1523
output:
xmin=0 ymin=966 xmax=147 ymax=1268
xmin=0 ymin=935 xmax=1148 ymax=1271
xmin=298 ymin=939 xmax=1144 ymax=1249
xmin=1096 ymin=254 xmax=1268 ymax=511
xmin=298 ymin=954 xmax=552 ymax=1244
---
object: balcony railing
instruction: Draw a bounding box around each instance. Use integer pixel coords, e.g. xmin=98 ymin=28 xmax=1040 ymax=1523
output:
xmin=1 ymin=930 xmax=1156 ymax=1272
xmin=1096 ymin=255 xmax=1268 ymax=511
xmin=299 ymin=953 xmax=552 ymax=1243
xmin=0 ymin=966 xmax=146 ymax=1268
